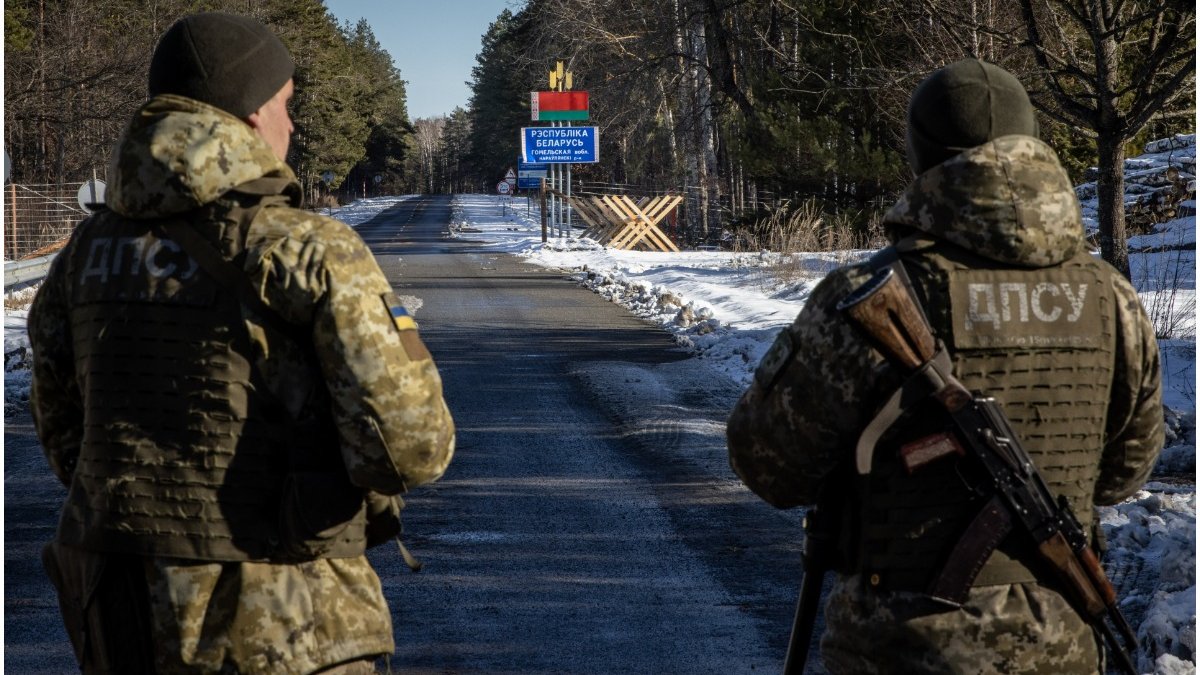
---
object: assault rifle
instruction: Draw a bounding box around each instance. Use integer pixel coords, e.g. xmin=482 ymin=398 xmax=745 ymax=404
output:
xmin=826 ymin=264 xmax=1139 ymax=675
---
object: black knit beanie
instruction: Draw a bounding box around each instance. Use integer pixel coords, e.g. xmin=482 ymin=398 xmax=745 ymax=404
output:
xmin=149 ymin=12 xmax=294 ymax=118
xmin=906 ymin=59 xmax=1038 ymax=175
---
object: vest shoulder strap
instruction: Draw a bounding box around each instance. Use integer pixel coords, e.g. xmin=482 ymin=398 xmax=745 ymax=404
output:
xmin=155 ymin=208 xmax=307 ymax=347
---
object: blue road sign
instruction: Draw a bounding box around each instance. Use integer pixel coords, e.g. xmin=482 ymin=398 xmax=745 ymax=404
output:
xmin=521 ymin=126 xmax=599 ymax=164
xmin=517 ymin=160 xmax=547 ymax=190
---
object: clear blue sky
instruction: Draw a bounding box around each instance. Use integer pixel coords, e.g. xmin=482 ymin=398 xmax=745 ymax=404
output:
xmin=323 ymin=0 xmax=519 ymax=119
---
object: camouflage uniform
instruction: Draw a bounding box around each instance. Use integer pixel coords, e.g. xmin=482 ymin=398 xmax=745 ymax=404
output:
xmin=29 ymin=94 xmax=455 ymax=674
xmin=728 ymin=136 xmax=1163 ymax=674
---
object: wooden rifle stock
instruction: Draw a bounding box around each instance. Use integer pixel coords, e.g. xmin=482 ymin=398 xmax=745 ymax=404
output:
xmin=837 ymin=267 xmax=936 ymax=370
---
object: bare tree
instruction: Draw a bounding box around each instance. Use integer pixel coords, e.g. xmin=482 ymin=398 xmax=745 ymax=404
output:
xmin=4 ymin=0 xmax=159 ymax=184
xmin=1016 ymin=0 xmax=1195 ymax=277
xmin=411 ymin=116 xmax=447 ymax=194
xmin=887 ymin=0 xmax=1195 ymax=277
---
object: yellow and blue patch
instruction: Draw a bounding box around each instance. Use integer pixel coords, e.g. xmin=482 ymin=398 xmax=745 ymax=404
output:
xmin=390 ymin=305 xmax=418 ymax=331
xmin=381 ymin=292 xmax=418 ymax=332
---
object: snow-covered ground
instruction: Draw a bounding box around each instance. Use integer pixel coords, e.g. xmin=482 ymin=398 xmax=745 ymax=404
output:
xmin=3 ymin=140 xmax=1195 ymax=672
xmin=431 ymin=136 xmax=1197 ymax=674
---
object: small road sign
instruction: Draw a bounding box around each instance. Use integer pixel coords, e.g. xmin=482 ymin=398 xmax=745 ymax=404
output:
xmin=497 ymin=181 xmax=513 ymax=195
xmin=321 ymin=170 xmax=335 ymax=185
xmin=504 ymin=167 xmax=517 ymax=185
xmin=518 ymin=161 xmax=548 ymax=188
xmin=76 ymin=179 xmax=106 ymax=212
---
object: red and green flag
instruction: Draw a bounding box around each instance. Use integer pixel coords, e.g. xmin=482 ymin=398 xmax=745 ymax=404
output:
xmin=531 ymin=91 xmax=589 ymax=121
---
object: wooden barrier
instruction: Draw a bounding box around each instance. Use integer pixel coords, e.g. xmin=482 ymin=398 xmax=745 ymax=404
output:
xmin=567 ymin=193 xmax=682 ymax=252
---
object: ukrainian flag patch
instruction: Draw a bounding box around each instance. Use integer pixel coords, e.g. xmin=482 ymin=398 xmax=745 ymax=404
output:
xmin=381 ymin=292 xmax=418 ymax=332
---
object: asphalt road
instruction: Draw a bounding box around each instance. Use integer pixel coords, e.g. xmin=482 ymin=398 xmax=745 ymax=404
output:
xmin=360 ymin=196 xmax=804 ymax=673
xmin=4 ymin=195 xmax=809 ymax=674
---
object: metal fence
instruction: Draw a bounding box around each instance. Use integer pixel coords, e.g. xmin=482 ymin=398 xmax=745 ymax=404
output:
xmin=3 ymin=182 xmax=89 ymax=261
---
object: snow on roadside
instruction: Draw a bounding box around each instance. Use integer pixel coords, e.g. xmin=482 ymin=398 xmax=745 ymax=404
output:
xmin=4 ymin=289 xmax=36 ymax=412
xmin=326 ymin=194 xmax=417 ymax=226
xmin=1100 ymin=486 xmax=1197 ymax=674
xmin=449 ymin=191 xmax=1196 ymax=673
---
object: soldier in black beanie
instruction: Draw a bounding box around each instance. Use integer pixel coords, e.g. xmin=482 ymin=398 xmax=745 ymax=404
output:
xmin=729 ymin=57 xmax=1161 ymax=674
xmin=146 ymin=12 xmax=297 ymax=161
xmin=32 ymin=11 xmax=457 ymax=675
xmin=906 ymin=58 xmax=1040 ymax=175
xmin=149 ymin=12 xmax=294 ymax=119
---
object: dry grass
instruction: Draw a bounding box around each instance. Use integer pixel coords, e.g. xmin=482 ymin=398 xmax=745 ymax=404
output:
xmin=731 ymin=200 xmax=888 ymax=286
xmin=4 ymin=287 xmax=39 ymax=310
xmin=1133 ymin=240 xmax=1197 ymax=342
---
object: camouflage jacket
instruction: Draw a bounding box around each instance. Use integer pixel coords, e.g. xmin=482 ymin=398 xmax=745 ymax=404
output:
xmin=727 ymin=135 xmax=1163 ymax=672
xmin=727 ymin=135 xmax=1162 ymax=510
xmin=29 ymin=94 xmax=455 ymax=672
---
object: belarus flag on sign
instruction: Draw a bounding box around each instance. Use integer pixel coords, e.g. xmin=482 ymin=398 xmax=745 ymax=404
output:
xmin=531 ymin=91 xmax=589 ymax=121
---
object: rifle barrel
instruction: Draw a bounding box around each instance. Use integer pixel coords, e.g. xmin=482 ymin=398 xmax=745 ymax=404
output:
xmin=782 ymin=566 xmax=822 ymax=675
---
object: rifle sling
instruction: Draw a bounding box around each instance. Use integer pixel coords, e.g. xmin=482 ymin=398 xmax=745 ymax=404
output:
xmin=926 ymin=495 xmax=1014 ymax=604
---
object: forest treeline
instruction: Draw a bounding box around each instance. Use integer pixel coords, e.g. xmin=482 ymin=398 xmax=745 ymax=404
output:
xmin=4 ymin=0 xmax=415 ymax=204
xmin=4 ymin=0 xmax=1195 ymax=273
xmin=426 ymin=0 xmax=1194 ymax=274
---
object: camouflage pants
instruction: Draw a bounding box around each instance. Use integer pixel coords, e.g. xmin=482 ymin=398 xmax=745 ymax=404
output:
xmin=820 ymin=574 xmax=1103 ymax=674
xmin=43 ymin=543 xmax=395 ymax=674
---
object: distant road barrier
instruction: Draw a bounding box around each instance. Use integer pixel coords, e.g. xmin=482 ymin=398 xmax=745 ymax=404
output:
xmin=5 ymin=253 xmax=57 ymax=291
xmin=571 ymin=193 xmax=683 ymax=252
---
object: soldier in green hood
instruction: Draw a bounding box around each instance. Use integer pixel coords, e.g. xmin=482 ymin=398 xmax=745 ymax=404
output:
xmin=28 ymin=12 xmax=455 ymax=674
xmin=727 ymin=59 xmax=1163 ymax=674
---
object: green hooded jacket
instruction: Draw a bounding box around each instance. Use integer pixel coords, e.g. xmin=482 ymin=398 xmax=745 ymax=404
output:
xmin=29 ymin=94 xmax=455 ymax=673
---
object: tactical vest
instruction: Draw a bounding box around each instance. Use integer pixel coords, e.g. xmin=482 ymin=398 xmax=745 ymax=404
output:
xmin=850 ymin=240 xmax=1116 ymax=592
xmin=54 ymin=197 xmax=368 ymax=562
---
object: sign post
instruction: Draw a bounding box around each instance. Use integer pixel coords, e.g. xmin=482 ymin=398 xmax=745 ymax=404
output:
xmin=527 ymin=61 xmax=596 ymax=237
xmin=320 ymin=170 xmax=335 ymax=216
xmin=540 ymin=178 xmax=548 ymax=242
